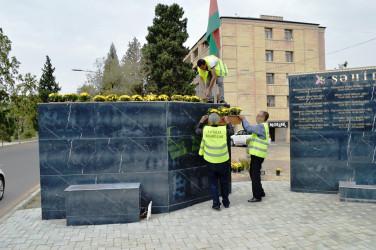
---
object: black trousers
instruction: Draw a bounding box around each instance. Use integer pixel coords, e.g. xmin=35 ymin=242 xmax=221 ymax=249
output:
xmin=207 ymin=161 xmax=230 ymax=207
xmin=249 ymin=155 xmax=265 ymax=199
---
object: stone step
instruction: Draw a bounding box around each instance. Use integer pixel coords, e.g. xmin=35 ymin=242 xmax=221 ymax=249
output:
xmin=339 ymin=181 xmax=376 ymax=204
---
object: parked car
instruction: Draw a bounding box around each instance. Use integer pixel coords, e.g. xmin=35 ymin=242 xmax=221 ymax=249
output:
xmin=0 ymin=168 xmax=4 ymax=200
xmin=231 ymin=130 xmax=252 ymax=146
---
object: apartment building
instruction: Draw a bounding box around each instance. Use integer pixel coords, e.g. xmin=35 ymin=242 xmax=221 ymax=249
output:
xmin=185 ymin=15 xmax=326 ymax=142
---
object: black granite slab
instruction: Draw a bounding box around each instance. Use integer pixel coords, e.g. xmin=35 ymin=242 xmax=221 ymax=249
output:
xmin=289 ymin=67 xmax=376 ymax=193
xmin=65 ymin=183 xmax=140 ymax=225
xmin=39 ymin=102 xmax=231 ymax=220
xmin=339 ymin=181 xmax=376 ymax=204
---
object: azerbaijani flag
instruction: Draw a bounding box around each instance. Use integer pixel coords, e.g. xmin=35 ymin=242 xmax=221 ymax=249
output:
xmin=206 ymin=0 xmax=221 ymax=55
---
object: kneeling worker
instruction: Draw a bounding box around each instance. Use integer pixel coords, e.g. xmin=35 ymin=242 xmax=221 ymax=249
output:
xmin=196 ymin=113 xmax=234 ymax=210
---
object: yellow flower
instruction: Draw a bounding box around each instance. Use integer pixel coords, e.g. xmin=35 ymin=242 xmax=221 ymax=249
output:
xmin=276 ymin=168 xmax=282 ymax=172
xmin=93 ymin=95 xmax=106 ymax=102
xmin=171 ymin=94 xmax=183 ymax=101
xmin=131 ymin=95 xmax=144 ymax=101
xmin=145 ymin=94 xmax=157 ymax=101
xmin=119 ymin=95 xmax=131 ymax=101
xmin=105 ymin=94 xmax=118 ymax=102
xmin=157 ymin=94 xmax=169 ymax=101
xmin=191 ymin=96 xmax=201 ymax=102
xmin=78 ymin=92 xmax=91 ymax=102
xmin=48 ymin=93 xmax=63 ymax=102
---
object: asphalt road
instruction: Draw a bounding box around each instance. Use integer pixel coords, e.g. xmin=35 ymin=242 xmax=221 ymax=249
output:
xmin=0 ymin=141 xmax=40 ymax=219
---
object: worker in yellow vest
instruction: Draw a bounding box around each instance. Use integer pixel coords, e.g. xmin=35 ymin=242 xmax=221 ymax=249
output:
xmin=195 ymin=113 xmax=234 ymax=210
xmin=239 ymin=111 xmax=270 ymax=202
xmin=197 ymin=55 xmax=228 ymax=104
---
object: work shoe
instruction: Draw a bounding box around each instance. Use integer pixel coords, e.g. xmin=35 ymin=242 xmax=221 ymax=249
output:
xmin=212 ymin=205 xmax=220 ymax=211
xmin=248 ymin=197 xmax=262 ymax=202
xmin=207 ymin=100 xmax=214 ymax=103
xmin=219 ymin=100 xmax=227 ymax=104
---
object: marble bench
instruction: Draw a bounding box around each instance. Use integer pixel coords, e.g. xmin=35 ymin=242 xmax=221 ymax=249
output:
xmin=339 ymin=181 xmax=376 ymax=204
xmin=64 ymin=183 xmax=140 ymax=226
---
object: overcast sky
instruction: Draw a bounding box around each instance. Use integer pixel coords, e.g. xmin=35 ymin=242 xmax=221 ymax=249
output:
xmin=1 ymin=0 xmax=376 ymax=94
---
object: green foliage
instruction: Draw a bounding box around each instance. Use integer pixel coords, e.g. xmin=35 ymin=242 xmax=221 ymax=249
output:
xmin=121 ymin=37 xmax=145 ymax=95
xmin=48 ymin=93 xmax=63 ymax=102
xmin=105 ymin=94 xmax=118 ymax=102
xmin=38 ymin=55 xmax=61 ymax=103
xmin=9 ymin=73 xmax=40 ymax=141
xmin=102 ymin=43 xmax=123 ymax=95
xmin=0 ymin=29 xmax=39 ymax=140
xmin=78 ymin=93 xmax=91 ymax=102
xmin=63 ymin=93 xmax=78 ymax=102
xmin=119 ymin=95 xmax=131 ymax=101
xmin=131 ymin=94 xmax=143 ymax=101
xmin=0 ymin=28 xmax=20 ymax=92
xmin=93 ymin=95 xmax=106 ymax=102
xmin=0 ymin=91 xmax=14 ymax=143
xmin=239 ymin=158 xmax=250 ymax=171
xmin=142 ymin=3 xmax=195 ymax=96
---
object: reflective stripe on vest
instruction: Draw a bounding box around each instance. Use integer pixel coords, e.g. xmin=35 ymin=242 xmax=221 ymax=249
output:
xmin=200 ymin=126 xmax=229 ymax=163
xmin=248 ymin=123 xmax=269 ymax=158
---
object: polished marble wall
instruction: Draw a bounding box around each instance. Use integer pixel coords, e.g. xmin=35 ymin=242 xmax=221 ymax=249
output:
xmin=289 ymin=67 xmax=376 ymax=193
xmin=65 ymin=183 xmax=140 ymax=225
xmin=39 ymin=102 xmax=228 ymax=220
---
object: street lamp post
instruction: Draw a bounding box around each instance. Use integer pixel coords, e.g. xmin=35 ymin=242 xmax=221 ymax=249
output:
xmin=72 ymin=69 xmax=96 ymax=73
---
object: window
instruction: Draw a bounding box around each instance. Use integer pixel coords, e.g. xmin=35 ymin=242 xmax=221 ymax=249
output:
xmin=265 ymin=28 xmax=272 ymax=39
xmin=286 ymin=73 xmax=289 ymax=85
xmin=266 ymin=50 xmax=273 ymax=62
xmin=202 ymin=41 xmax=208 ymax=51
xmin=267 ymin=96 xmax=275 ymax=107
xmin=285 ymin=29 xmax=293 ymax=40
xmin=285 ymin=51 xmax=293 ymax=62
xmin=266 ymin=73 xmax=274 ymax=84
xmin=287 ymin=96 xmax=289 ymax=107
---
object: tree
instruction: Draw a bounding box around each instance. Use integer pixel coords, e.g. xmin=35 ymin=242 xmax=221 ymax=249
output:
xmin=142 ymin=3 xmax=196 ymax=96
xmin=102 ymin=43 xmax=123 ymax=95
xmin=0 ymin=28 xmax=20 ymax=92
xmin=121 ymin=37 xmax=144 ymax=95
xmin=0 ymin=28 xmax=19 ymax=144
xmin=77 ymin=58 xmax=105 ymax=95
xmin=0 ymin=90 xmax=13 ymax=146
xmin=38 ymin=55 xmax=61 ymax=102
xmin=9 ymin=73 xmax=40 ymax=142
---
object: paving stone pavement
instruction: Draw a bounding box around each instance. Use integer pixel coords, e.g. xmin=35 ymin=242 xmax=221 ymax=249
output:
xmin=1 ymin=181 xmax=376 ymax=249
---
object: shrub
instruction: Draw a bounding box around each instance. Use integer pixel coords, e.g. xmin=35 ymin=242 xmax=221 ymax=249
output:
xmin=191 ymin=96 xmax=201 ymax=102
xmin=157 ymin=94 xmax=169 ymax=101
xmin=63 ymin=93 xmax=78 ymax=102
xmin=119 ymin=95 xmax=131 ymax=101
xmin=105 ymin=94 xmax=118 ymax=102
xmin=144 ymin=94 xmax=157 ymax=101
xmin=78 ymin=93 xmax=91 ymax=102
xmin=239 ymin=158 xmax=250 ymax=171
xmin=93 ymin=95 xmax=106 ymax=102
xmin=131 ymin=95 xmax=144 ymax=101
xmin=171 ymin=94 xmax=183 ymax=101
xmin=48 ymin=93 xmax=63 ymax=102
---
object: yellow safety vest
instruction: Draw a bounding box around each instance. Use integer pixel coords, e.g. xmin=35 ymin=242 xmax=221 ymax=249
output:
xmin=248 ymin=123 xmax=269 ymax=158
xmin=199 ymin=126 xmax=229 ymax=163
xmin=197 ymin=55 xmax=228 ymax=79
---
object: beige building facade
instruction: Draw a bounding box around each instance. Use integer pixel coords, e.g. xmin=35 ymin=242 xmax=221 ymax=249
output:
xmin=185 ymin=15 xmax=326 ymax=142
